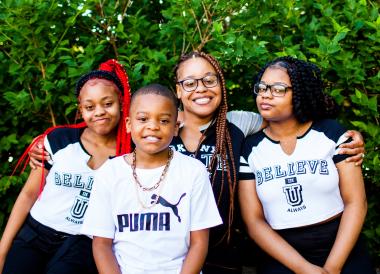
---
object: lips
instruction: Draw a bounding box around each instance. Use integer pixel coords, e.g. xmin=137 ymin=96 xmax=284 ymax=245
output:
xmin=94 ymin=118 xmax=110 ymax=123
xmin=193 ymin=97 xmax=211 ymax=105
xmin=144 ymin=136 xmax=160 ymax=142
xmin=259 ymin=103 xmax=273 ymax=110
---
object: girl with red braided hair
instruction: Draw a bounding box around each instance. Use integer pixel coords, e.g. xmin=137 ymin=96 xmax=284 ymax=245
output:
xmin=0 ymin=59 xmax=131 ymax=274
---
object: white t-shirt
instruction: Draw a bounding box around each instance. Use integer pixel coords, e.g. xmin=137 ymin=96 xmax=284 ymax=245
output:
xmin=81 ymin=150 xmax=222 ymax=274
xmin=30 ymin=127 xmax=94 ymax=235
xmin=239 ymin=119 xmax=350 ymax=230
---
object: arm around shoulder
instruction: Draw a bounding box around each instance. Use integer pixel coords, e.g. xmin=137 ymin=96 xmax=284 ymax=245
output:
xmin=226 ymin=110 xmax=264 ymax=137
xmin=338 ymin=130 xmax=365 ymax=165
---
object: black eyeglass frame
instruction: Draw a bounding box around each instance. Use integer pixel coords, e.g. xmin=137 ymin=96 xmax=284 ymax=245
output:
xmin=177 ymin=75 xmax=219 ymax=92
xmin=253 ymin=82 xmax=292 ymax=97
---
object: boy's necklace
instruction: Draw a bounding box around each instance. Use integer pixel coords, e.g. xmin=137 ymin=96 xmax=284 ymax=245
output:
xmin=132 ymin=148 xmax=173 ymax=208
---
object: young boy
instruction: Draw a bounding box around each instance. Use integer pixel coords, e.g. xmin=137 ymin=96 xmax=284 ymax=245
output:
xmin=81 ymin=84 xmax=222 ymax=274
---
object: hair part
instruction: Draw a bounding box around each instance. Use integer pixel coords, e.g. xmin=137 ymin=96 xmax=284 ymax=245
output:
xmin=174 ymin=51 xmax=237 ymax=243
xmin=255 ymin=56 xmax=338 ymax=123
xmin=77 ymin=78 xmax=122 ymax=103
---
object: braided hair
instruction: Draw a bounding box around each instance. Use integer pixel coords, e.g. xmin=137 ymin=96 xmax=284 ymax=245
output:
xmin=174 ymin=51 xmax=237 ymax=242
xmin=255 ymin=56 xmax=338 ymax=123
xmin=13 ymin=59 xmax=132 ymax=194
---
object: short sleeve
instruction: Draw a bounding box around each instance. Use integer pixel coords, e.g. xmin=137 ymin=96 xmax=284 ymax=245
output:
xmin=190 ymin=164 xmax=222 ymax=231
xmin=238 ymin=136 xmax=256 ymax=181
xmin=314 ymin=119 xmax=350 ymax=164
xmin=226 ymin=110 xmax=263 ymax=137
xmin=81 ymin=162 xmax=116 ymax=238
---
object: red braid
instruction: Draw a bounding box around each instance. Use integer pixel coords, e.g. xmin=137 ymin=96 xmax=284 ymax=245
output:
xmin=12 ymin=59 xmax=132 ymax=196
xmin=98 ymin=59 xmax=131 ymax=155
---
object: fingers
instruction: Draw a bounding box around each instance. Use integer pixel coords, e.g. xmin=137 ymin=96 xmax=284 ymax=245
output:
xmin=345 ymin=155 xmax=364 ymax=166
xmin=343 ymin=130 xmax=364 ymax=146
xmin=28 ymin=147 xmax=50 ymax=161
xmin=29 ymin=157 xmax=44 ymax=170
xmin=338 ymin=147 xmax=365 ymax=156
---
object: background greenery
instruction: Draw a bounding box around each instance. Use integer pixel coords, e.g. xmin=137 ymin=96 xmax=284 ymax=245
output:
xmin=1 ymin=0 xmax=379 ymax=267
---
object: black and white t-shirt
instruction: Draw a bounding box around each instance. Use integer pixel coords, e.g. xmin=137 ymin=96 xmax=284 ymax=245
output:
xmin=239 ymin=119 xmax=350 ymax=229
xmin=170 ymin=110 xmax=262 ymax=244
xmin=30 ymin=127 xmax=95 ymax=235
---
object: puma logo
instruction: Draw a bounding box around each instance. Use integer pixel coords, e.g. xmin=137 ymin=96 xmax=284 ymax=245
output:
xmin=151 ymin=193 xmax=186 ymax=222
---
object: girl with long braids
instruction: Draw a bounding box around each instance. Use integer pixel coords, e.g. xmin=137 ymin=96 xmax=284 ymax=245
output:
xmin=173 ymin=51 xmax=263 ymax=274
xmin=239 ymin=57 xmax=374 ymax=274
xmin=173 ymin=52 xmax=366 ymax=274
xmin=0 ymin=59 xmax=131 ymax=274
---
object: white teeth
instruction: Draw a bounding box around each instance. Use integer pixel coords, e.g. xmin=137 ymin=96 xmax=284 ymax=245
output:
xmin=194 ymin=97 xmax=211 ymax=104
xmin=145 ymin=136 xmax=159 ymax=141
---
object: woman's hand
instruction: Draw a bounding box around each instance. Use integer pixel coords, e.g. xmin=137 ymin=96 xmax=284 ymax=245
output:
xmin=338 ymin=130 xmax=365 ymax=166
xmin=28 ymin=137 xmax=50 ymax=169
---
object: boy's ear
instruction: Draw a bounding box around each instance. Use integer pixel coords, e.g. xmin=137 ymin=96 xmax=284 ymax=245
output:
xmin=126 ymin=117 xmax=131 ymax=133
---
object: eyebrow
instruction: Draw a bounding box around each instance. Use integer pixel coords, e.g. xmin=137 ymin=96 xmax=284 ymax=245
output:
xmin=181 ymin=72 xmax=217 ymax=79
xmin=81 ymin=95 xmax=115 ymax=102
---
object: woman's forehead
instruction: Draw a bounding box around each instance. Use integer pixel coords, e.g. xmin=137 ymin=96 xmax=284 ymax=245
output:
xmin=177 ymin=57 xmax=216 ymax=78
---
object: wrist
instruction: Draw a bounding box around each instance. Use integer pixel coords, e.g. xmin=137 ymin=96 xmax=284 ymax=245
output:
xmin=292 ymin=260 xmax=312 ymax=273
xmin=324 ymin=262 xmax=341 ymax=273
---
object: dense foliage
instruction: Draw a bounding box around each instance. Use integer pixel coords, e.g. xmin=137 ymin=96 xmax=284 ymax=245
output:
xmin=0 ymin=0 xmax=379 ymax=266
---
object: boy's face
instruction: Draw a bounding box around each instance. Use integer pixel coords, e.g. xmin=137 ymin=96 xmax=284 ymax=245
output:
xmin=126 ymin=94 xmax=179 ymax=157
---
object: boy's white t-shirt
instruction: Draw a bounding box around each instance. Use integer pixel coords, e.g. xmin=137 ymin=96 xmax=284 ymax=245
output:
xmin=81 ymin=150 xmax=222 ymax=273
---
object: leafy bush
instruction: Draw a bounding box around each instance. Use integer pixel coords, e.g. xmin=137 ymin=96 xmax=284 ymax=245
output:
xmin=1 ymin=0 xmax=379 ymax=266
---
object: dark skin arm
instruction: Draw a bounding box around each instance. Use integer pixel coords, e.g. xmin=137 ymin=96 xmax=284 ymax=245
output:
xmin=92 ymin=237 xmax=121 ymax=274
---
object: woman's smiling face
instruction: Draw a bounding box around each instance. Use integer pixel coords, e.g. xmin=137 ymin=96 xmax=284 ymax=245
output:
xmin=176 ymin=57 xmax=222 ymax=122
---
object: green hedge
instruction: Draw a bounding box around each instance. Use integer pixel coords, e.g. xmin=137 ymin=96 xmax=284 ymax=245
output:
xmin=0 ymin=0 xmax=379 ymax=265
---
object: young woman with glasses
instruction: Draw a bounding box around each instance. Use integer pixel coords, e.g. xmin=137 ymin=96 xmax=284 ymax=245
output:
xmin=239 ymin=56 xmax=374 ymax=274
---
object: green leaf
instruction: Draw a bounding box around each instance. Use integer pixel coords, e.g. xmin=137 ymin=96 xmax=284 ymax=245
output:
xmin=368 ymin=96 xmax=378 ymax=112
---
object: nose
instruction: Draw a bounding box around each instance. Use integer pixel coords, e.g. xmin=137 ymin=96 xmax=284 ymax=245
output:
xmin=260 ymin=87 xmax=273 ymax=98
xmin=195 ymin=79 xmax=207 ymax=93
xmin=94 ymin=105 xmax=106 ymax=116
xmin=147 ymin=120 xmax=159 ymax=130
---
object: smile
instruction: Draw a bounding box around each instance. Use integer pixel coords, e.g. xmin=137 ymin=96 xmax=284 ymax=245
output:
xmin=94 ymin=118 xmax=110 ymax=123
xmin=144 ymin=136 xmax=160 ymax=142
xmin=193 ymin=97 xmax=211 ymax=105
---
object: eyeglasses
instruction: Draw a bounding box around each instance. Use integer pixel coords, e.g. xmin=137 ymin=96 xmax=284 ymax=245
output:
xmin=177 ymin=75 xmax=219 ymax=92
xmin=253 ymin=82 xmax=292 ymax=97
